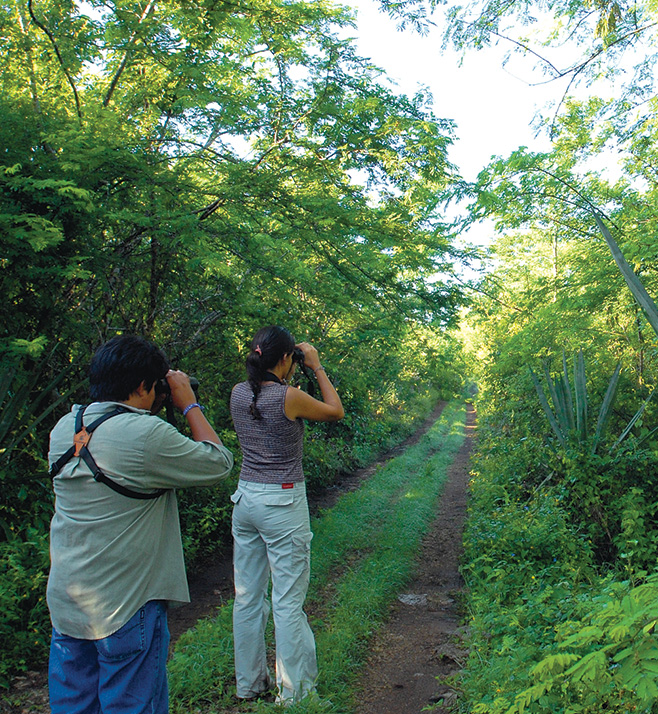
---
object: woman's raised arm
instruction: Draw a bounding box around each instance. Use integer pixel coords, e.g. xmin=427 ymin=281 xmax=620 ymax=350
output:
xmin=284 ymin=342 xmax=344 ymax=422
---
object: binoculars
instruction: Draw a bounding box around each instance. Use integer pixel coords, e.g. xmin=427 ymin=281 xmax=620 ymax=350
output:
xmin=153 ymin=375 xmax=200 ymax=425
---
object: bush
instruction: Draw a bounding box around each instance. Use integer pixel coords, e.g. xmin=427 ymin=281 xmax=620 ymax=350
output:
xmin=0 ymin=529 xmax=51 ymax=686
xmin=460 ymin=433 xmax=597 ymax=713
xmin=460 ymin=395 xmax=658 ymax=714
xmin=178 ymin=477 xmax=237 ymax=565
xmin=511 ymin=574 xmax=658 ymax=714
xmin=558 ymin=445 xmax=658 ymax=568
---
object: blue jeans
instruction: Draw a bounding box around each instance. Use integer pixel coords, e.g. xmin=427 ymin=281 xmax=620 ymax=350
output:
xmin=49 ymin=600 xmax=170 ymax=714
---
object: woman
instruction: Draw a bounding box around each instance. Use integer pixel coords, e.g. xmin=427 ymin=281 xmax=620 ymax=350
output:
xmin=229 ymin=325 xmax=344 ymax=705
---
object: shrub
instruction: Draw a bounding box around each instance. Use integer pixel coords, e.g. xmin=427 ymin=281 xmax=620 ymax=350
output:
xmin=0 ymin=529 xmax=51 ymax=686
xmin=502 ymin=575 xmax=658 ymax=714
xmin=460 ymin=393 xmax=658 ymax=714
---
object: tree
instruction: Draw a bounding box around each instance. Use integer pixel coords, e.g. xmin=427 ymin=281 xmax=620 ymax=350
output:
xmin=1 ymin=0 xmax=467 ymax=537
xmin=2 ymin=0 xmax=460 ymax=339
xmin=1 ymin=0 xmax=463 ymax=433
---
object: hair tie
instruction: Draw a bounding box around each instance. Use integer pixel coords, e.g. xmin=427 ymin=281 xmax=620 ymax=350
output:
xmin=254 ymin=345 xmax=262 ymax=355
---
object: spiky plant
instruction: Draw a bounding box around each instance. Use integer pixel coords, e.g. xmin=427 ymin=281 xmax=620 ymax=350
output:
xmin=530 ymin=350 xmax=653 ymax=455
xmin=0 ymin=361 xmax=82 ymax=466
xmin=595 ymin=214 xmax=658 ymax=339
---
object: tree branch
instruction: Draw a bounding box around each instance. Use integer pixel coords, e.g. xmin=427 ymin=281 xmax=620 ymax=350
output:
xmin=103 ymin=0 xmax=157 ymax=107
xmin=27 ymin=0 xmax=82 ymax=119
xmin=452 ymin=271 xmax=525 ymax=313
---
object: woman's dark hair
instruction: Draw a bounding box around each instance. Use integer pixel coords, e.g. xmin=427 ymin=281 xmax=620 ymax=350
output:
xmin=89 ymin=335 xmax=170 ymax=402
xmin=246 ymin=326 xmax=295 ymax=420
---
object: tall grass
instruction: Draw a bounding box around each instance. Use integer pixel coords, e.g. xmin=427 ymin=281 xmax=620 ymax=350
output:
xmin=168 ymin=400 xmax=468 ymax=713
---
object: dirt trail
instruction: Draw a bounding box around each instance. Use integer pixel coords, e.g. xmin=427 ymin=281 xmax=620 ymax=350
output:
xmin=1 ymin=400 xmax=473 ymax=713
xmin=166 ymin=399 xmax=451 ymax=644
xmin=354 ymin=401 xmax=475 ymax=714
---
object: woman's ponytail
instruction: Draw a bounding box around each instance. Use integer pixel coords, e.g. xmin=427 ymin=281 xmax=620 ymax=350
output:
xmin=245 ymin=326 xmax=295 ymax=420
xmin=246 ymin=350 xmax=265 ymax=420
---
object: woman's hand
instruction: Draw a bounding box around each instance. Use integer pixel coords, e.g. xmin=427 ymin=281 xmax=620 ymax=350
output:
xmin=296 ymin=342 xmax=321 ymax=371
xmin=285 ymin=344 xmax=344 ymax=422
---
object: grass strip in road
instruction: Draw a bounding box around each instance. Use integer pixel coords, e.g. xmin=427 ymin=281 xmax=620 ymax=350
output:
xmin=310 ymin=401 xmax=464 ymax=592
xmin=168 ymin=400 xmax=468 ymax=714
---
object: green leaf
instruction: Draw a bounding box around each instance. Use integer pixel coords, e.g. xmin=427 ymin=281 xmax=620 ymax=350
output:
xmin=530 ymin=367 xmax=566 ymax=447
xmin=594 ymin=214 xmax=658 ymax=339
xmin=530 ymin=652 xmax=579 ymax=677
xmin=561 ymin=350 xmax=575 ymax=432
xmin=611 ymin=389 xmax=655 ymax=453
xmin=574 ymin=349 xmax=588 ymax=443
xmin=564 ymin=649 xmax=608 ymax=682
xmin=591 ymin=362 xmax=620 ymax=455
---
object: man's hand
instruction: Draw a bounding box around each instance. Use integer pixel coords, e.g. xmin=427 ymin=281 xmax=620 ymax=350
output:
xmin=166 ymin=370 xmax=221 ymax=444
xmin=166 ymin=370 xmax=197 ymax=413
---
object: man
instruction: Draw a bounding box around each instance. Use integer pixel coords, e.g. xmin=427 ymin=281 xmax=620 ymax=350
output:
xmin=47 ymin=335 xmax=233 ymax=714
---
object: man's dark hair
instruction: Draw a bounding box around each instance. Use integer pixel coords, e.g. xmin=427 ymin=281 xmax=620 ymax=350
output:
xmin=89 ymin=335 xmax=170 ymax=402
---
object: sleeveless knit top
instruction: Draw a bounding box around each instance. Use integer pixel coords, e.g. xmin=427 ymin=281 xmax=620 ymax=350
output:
xmin=230 ymin=381 xmax=305 ymax=483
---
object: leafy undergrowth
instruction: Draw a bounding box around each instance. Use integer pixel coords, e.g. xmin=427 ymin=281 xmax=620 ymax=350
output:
xmin=459 ymin=426 xmax=658 ymax=714
xmin=167 ymin=400 xmax=468 ymax=713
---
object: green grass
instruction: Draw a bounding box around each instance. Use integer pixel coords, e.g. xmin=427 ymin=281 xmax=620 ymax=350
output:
xmin=168 ymin=399 xmax=468 ymax=714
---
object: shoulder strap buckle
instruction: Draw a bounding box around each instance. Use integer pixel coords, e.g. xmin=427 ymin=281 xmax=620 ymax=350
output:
xmin=51 ymin=405 xmax=168 ymax=500
xmin=73 ymin=425 xmax=92 ymax=457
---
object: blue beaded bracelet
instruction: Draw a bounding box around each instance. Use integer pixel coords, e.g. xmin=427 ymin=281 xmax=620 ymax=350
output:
xmin=182 ymin=402 xmax=204 ymax=417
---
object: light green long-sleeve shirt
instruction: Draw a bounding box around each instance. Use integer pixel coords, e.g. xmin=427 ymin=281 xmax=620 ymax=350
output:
xmin=47 ymin=402 xmax=233 ymax=640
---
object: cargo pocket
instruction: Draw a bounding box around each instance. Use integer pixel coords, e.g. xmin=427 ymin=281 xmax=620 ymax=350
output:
xmin=263 ymin=492 xmax=294 ymax=507
xmin=291 ymin=530 xmax=313 ymax=572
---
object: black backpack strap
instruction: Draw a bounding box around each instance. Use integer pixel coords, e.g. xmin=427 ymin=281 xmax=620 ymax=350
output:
xmin=50 ymin=405 xmax=122 ymax=477
xmin=50 ymin=445 xmax=76 ymax=478
xmin=50 ymin=405 xmax=115 ymax=477
xmin=79 ymin=448 xmax=168 ymax=500
xmin=50 ymin=405 xmax=168 ymax=500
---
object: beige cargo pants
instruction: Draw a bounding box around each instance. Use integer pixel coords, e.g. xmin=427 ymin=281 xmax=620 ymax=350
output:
xmin=231 ymin=479 xmax=317 ymax=704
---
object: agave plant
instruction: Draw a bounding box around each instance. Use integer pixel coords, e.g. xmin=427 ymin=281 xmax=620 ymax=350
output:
xmin=529 ymin=349 xmax=654 ymax=456
xmin=595 ymin=214 xmax=658 ymax=339
xmin=0 ymin=356 xmax=84 ymax=465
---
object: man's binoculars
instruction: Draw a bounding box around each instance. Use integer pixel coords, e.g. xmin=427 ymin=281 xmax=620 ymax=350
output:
xmin=155 ymin=375 xmax=199 ymax=399
xmin=153 ymin=375 xmax=200 ymax=425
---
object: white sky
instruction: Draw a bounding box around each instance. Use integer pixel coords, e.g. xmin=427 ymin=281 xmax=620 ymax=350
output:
xmin=346 ymin=0 xmax=632 ymax=260
xmin=349 ymin=0 xmax=564 ymax=181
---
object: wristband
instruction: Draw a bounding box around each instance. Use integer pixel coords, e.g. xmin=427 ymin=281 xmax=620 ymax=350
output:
xmin=313 ymin=366 xmax=326 ymax=376
xmin=182 ymin=402 xmax=204 ymax=417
